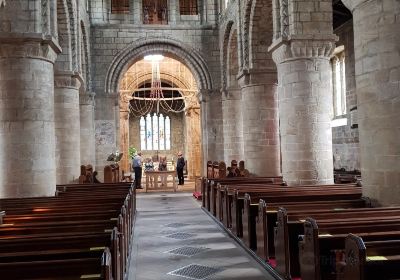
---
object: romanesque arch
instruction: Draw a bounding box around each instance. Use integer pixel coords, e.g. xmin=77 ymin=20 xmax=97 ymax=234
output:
xmin=55 ymin=0 xmax=72 ymax=71
xmin=220 ymin=20 xmax=234 ymax=89
xmin=80 ymin=20 xmax=91 ymax=91
xmin=105 ymin=37 xmax=213 ymax=94
xmin=246 ymin=0 xmax=275 ymax=70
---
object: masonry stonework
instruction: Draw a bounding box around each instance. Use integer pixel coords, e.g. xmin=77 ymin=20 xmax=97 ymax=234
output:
xmin=343 ymin=0 xmax=400 ymax=205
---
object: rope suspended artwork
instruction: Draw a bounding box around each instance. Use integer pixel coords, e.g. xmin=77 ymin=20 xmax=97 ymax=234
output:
xmin=128 ymin=55 xmax=187 ymax=117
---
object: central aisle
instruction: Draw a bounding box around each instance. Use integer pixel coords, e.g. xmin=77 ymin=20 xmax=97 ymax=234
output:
xmin=128 ymin=193 xmax=277 ymax=280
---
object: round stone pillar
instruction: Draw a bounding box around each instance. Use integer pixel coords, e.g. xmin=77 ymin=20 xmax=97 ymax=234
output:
xmin=239 ymin=72 xmax=281 ymax=176
xmin=221 ymin=88 xmax=244 ymax=163
xmin=54 ymin=72 xmax=81 ymax=184
xmin=270 ymin=38 xmax=336 ymax=185
xmin=343 ymin=0 xmax=400 ymax=205
xmin=80 ymin=92 xmax=96 ymax=166
xmin=0 ymin=40 xmax=58 ymax=198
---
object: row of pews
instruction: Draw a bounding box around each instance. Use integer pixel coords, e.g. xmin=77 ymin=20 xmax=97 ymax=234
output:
xmin=0 ymin=182 xmax=136 ymax=280
xmin=201 ymin=163 xmax=400 ymax=280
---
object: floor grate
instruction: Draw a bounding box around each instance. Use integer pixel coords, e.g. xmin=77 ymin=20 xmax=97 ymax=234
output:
xmin=165 ymin=246 xmax=210 ymax=257
xmin=165 ymin=223 xmax=190 ymax=228
xmin=165 ymin=232 xmax=196 ymax=240
xmin=168 ymin=264 xmax=224 ymax=280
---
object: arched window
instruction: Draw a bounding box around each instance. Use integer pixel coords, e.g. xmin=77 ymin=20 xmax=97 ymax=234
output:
xmin=140 ymin=113 xmax=171 ymax=151
xmin=180 ymin=0 xmax=198 ymax=15
xmin=112 ymin=0 xmax=129 ymax=13
xmin=331 ymin=46 xmax=347 ymax=117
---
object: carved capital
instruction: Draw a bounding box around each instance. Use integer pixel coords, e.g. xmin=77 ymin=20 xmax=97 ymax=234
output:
xmin=79 ymin=91 xmax=96 ymax=106
xmin=54 ymin=71 xmax=81 ymax=89
xmin=269 ymin=35 xmax=337 ymax=64
xmin=197 ymin=89 xmax=212 ymax=103
xmin=0 ymin=35 xmax=60 ymax=63
xmin=341 ymin=0 xmax=369 ymax=12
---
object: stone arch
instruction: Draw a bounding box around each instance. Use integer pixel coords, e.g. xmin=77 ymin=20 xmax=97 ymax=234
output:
xmin=221 ymin=20 xmax=234 ymax=89
xmin=242 ymin=0 xmax=253 ymax=70
xmin=55 ymin=0 xmax=72 ymax=72
xmin=67 ymin=0 xmax=78 ymax=71
xmin=248 ymin=0 xmax=275 ymax=70
xmin=80 ymin=20 xmax=91 ymax=91
xmin=226 ymin=27 xmax=240 ymax=88
xmin=105 ymin=37 xmax=213 ymax=94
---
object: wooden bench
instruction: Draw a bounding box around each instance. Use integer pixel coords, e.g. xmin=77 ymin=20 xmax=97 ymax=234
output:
xmin=0 ymin=183 xmax=135 ymax=280
xmin=274 ymin=206 xmax=400 ymax=279
xmin=343 ymin=234 xmax=400 ymax=280
xmin=299 ymin=216 xmax=400 ymax=280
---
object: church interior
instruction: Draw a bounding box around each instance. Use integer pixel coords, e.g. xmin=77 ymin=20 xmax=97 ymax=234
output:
xmin=0 ymin=0 xmax=399 ymax=279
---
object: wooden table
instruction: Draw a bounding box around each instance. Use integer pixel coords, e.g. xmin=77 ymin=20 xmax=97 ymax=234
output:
xmin=145 ymin=171 xmax=177 ymax=192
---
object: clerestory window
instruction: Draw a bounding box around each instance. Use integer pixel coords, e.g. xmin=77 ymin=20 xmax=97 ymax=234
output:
xmin=111 ymin=0 xmax=129 ymax=14
xmin=180 ymin=0 xmax=198 ymax=15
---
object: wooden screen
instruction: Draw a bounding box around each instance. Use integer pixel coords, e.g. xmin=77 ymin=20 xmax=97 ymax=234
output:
xmin=179 ymin=0 xmax=198 ymax=15
xmin=143 ymin=0 xmax=168 ymax=24
xmin=111 ymin=0 xmax=129 ymax=13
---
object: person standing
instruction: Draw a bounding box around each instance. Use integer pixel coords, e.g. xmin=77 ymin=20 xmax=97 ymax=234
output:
xmin=176 ymin=151 xmax=185 ymax=185
xmin=132 ymin=152 xmax=143 ymax=189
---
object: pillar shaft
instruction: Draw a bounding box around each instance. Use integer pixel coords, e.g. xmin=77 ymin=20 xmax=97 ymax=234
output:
xmin=343 ymin=0 xmax=400 ymax=205
xmin=239 ymin=72 xmax=281 ymax=176
xmin=222 ymin=88 xmax=244 ymax=163
xmin=0 ymin=40 xmax=58 ymax=198
xmin=80 ymin=92 xmax=96 ymax=166
xmin=270 ymin=35 xmax=337 ymax=185
xmin=54 ymin=73 xmax=81 ymax=184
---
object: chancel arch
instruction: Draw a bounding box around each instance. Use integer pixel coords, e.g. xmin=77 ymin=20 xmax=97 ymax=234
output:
xmin=105 ymin=38 xmax=212 ymax=181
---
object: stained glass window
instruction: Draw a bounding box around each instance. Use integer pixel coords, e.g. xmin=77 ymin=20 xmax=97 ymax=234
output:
xmin=140 ymin=113 xmax=171 ymax=151
xmin=140 ymin=117 xmax=146 ymax=150
xmin=332 ymin=50 xmax=347 ymax=117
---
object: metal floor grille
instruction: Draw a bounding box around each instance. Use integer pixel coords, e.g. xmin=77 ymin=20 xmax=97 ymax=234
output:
xmin=165 ymin=246 xmax=209 ymax=257
xmin=165 ymin=232 xmax=196 ymax=240
xmin=168 ymin=264 xmax=224 ymax=280
xmin=165 ymin=223 xmax=190 ymax=228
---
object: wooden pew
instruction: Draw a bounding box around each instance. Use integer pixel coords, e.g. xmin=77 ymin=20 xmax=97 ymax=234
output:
xmin=254 ymin=198 xmax=368 ymax=262
xmin=343 ymin=234 xmax=400 ymax=280
xmin=234 ymin=185 xmax=361 ymax=239
xmin=0 ymin=183 xmax=134 ymax=280
xmin=0 ymin=247 xmax=113 ymax=280
xmin=299 ymin=217 xmax=400 ymax=280
xmin=274 ymin=207 xmax=400 ymax=279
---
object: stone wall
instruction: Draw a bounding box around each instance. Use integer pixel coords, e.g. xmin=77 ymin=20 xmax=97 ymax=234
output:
xmin=332 ymin=20 xmax=360 ymax=171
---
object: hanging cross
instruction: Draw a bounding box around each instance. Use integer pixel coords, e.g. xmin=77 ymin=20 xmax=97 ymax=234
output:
xmin=0 ymin=0 xmax=5 ymax=7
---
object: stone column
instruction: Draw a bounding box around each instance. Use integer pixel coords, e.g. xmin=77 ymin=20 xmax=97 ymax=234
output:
xmin=270 ymin=37 xmax=336 ymax=185
xmin=342 ymin=0 xmax=400 ymax=205
xmin=199 ymin=90 xmax=224 ymax=175
xmin=221 ymin=87 xmax=244 ymax=163
xmin=169 ymin=0 xmax=178 ymax=24
xmin=239 ymin=71 xmax=281 ymax=176
xmin=54 ymin=72 xmax=81 ymax=184
xmin=80 ymin=91 xmax=96 ymax=166
xmin=0 ymin=39 xmax=59 ymax=198
xmin=185 ymin=106 xmax=201 ymax=178
xmin=119 ymin=106 xmax=130 ymax=173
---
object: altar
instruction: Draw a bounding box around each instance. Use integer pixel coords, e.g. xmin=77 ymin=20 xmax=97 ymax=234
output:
xmin=144 ymin=170 xmax=177 ymax=192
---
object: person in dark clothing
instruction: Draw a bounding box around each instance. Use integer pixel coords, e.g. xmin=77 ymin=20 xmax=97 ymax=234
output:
xmin=176 ymin=151 xmax=185 ymax=185
xmin=132 ymin=152 xmax=143 ymax=189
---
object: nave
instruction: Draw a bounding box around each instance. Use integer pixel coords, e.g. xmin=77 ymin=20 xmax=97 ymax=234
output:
xmin=129 ymin=193 xmax=276 ymax=280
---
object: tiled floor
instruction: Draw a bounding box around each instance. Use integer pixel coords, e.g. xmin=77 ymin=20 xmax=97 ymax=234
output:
xmin=128 ymin=192 xmax=277 ymax=280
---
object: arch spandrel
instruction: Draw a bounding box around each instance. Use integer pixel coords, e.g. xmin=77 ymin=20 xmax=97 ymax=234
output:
xmin=105 ymin=37 xmax=213 ymax=95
